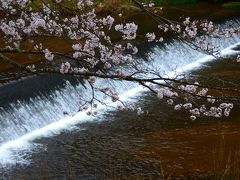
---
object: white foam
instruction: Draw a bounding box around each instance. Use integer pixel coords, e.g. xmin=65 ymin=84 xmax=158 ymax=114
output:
xmin=166 ymin=43 xmax=240 ymax=78
xmin=0 ymin=42 xmax=239 ymax=167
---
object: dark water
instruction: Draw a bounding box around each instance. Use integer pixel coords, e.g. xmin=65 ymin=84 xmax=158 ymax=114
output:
xmin=1 ymin=55 xmax=240 ymax=179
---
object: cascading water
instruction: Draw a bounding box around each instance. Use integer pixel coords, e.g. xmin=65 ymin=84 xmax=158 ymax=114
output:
xmin=0 ymin=19 xmax=239 ymax=166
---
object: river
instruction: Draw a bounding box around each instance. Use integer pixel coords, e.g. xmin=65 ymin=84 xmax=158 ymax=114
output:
xmin=0 ymin=18 xmax=240 ymax=179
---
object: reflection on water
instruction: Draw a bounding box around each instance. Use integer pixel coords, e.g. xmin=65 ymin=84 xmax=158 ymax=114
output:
xmin=2 ymin=56 xmax=240 ymax=179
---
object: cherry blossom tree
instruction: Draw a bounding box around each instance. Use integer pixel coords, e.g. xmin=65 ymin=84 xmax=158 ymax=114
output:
xmin=0 ymin=0 xmax=239 ymax=120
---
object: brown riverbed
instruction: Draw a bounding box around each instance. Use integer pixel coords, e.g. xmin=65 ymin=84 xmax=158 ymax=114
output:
xmin=137 ymin=120 xmax=240 ymax=178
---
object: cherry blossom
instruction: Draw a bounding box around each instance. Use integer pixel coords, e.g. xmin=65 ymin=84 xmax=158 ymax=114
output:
xmin=0 ymin=0 xmax=239 ymax=119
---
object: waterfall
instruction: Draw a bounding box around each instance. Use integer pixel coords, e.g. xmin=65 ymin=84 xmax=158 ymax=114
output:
xmin=0 ymin=19 xmax=239 ymax=166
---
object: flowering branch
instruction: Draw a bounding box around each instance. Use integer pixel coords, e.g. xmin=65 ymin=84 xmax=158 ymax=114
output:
xmin=0 ymin=0 xmax=239 ymax=120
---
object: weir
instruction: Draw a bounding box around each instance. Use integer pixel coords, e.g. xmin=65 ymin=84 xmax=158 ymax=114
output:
xmin=0 ymin=19 xmax=239 ymax=166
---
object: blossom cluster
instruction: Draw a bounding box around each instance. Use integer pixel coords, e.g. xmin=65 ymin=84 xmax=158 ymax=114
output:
xmin=115 ymin=23 xmax=138 ymax=40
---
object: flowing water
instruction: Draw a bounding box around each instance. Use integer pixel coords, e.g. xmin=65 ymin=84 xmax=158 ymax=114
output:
xmin=0 ymin=19 xmax=240 ymax=178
